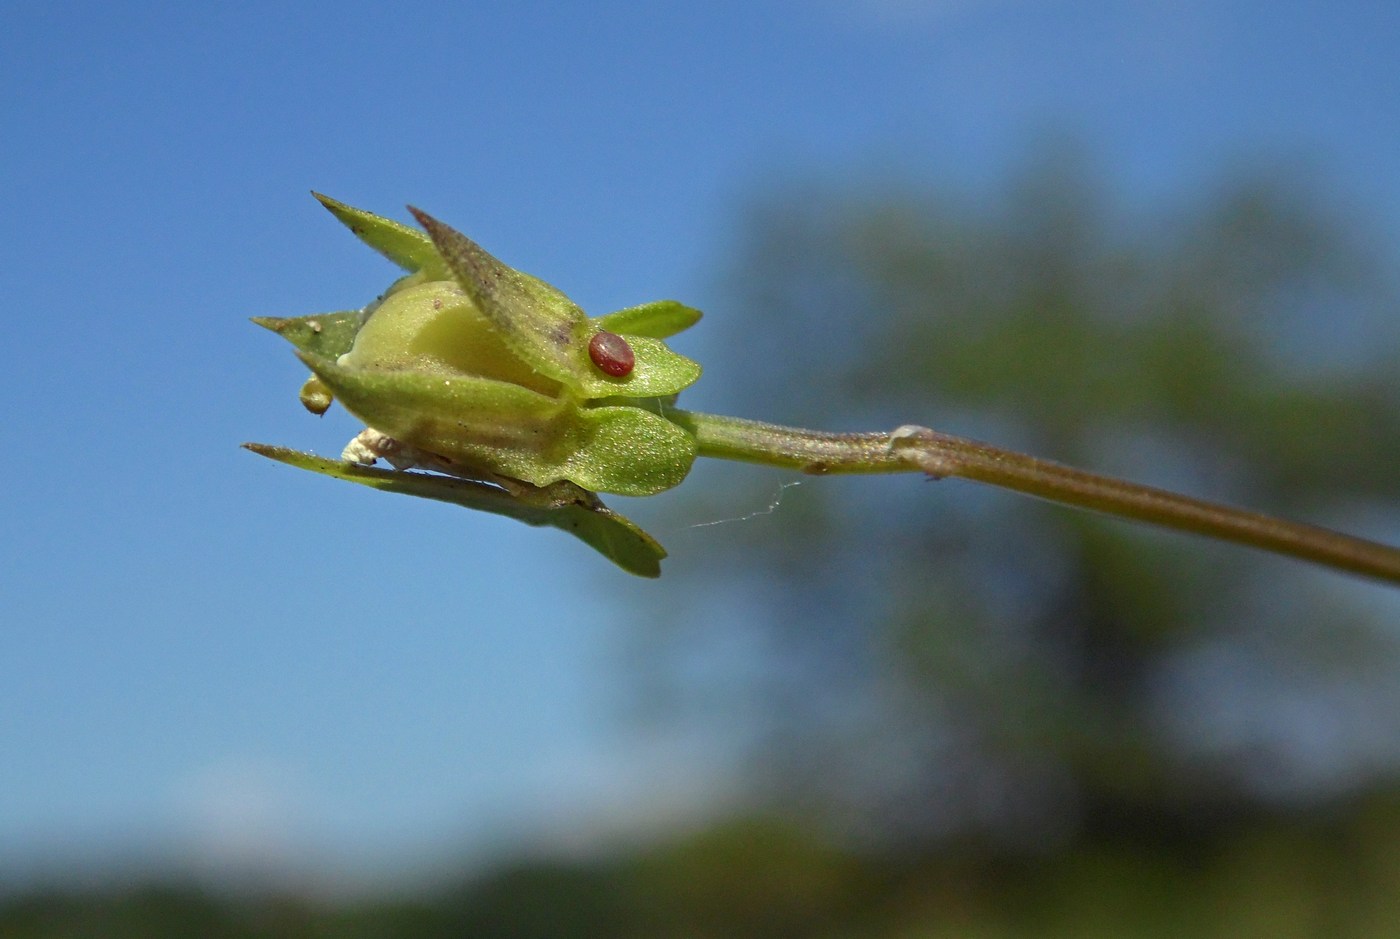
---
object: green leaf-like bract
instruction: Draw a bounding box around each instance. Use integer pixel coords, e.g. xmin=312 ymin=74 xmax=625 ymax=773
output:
xmin=574 ymin=334 xmax=702 ymax=399
xmin=595 ymin=300 xmax=703 ymax=339
xmin=243 ymin=444 xmax=665 ymax=577
xmin=410 ymin=207 xmax=591 ymax=388
xmin=252 ymin=311 xmax=365 ymax=359
xmin=313 ymin=193 xmax=450 ymax=279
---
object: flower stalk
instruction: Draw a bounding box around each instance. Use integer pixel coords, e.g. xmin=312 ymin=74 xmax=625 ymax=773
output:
xmin=671 ymin=410 xmax=1400 ymax=584
xmin=247 ymin=197 xmax=1400 ymax=583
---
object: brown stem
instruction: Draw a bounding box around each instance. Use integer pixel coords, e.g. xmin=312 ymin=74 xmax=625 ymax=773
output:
xmin=672 ymin=410 xmax=1400 ymax=586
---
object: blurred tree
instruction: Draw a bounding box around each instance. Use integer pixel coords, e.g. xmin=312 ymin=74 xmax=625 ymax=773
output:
xmin=654 ymin=145 xmax=1400 ymax=854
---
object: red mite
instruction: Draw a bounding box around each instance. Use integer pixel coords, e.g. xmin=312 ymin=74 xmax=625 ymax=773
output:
xmin=588 ymin=330 xmax=635 ymax=377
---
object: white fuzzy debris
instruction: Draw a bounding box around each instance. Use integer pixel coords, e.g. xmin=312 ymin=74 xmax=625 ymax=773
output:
xmin=886 ymin=424 xmax=954 ymax=478
xmin=887 ymin=424 xmax=933 ymax=448
xmin=340 ymin=427 xmax=459 ymax=473
xmin=341 ymin=428 xmax=400 ymax=465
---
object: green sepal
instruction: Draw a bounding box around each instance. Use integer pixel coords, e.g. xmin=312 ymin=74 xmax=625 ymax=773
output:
xmin=410 ymin=208 xmax=591 ymax=388
xmin=573 ymin=335 xmax=702 ymax=399
xmin=314 ymin=193 xmax=450 ymax=279
xmin=297 ymin=351 xmax=568 ymax=484
xmin=595 ymin=300 xmax=702 ymax=339
xmin=242 ymin=443 xmax=666 ymax=577
xmin=563 ymin=405 xmax=697 ymax=496
xmin=252 ymin=311 xmax=365 ymax=359
xmin=298 ymin=352 xmax=697 ymax=496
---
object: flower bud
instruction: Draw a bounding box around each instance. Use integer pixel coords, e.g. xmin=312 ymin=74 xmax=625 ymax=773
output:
xmin=271 ymin=198 xmax=704 ymax=497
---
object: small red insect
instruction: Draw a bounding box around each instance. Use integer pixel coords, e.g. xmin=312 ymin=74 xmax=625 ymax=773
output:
xmin=588 ymin=330 xmax=635 ymax=377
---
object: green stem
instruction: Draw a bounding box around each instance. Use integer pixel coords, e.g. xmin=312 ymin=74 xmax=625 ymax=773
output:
xmin=670 ymin=409 xmax=1400 ymax=586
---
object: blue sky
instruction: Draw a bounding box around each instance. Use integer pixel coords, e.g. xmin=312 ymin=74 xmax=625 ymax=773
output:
xmin=4 ymin=0 xmax=1400 ymax=889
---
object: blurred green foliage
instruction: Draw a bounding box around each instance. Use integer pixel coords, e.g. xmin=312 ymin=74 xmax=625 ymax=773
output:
xmin=4 ymin=800 xmax=1400 ymax=937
